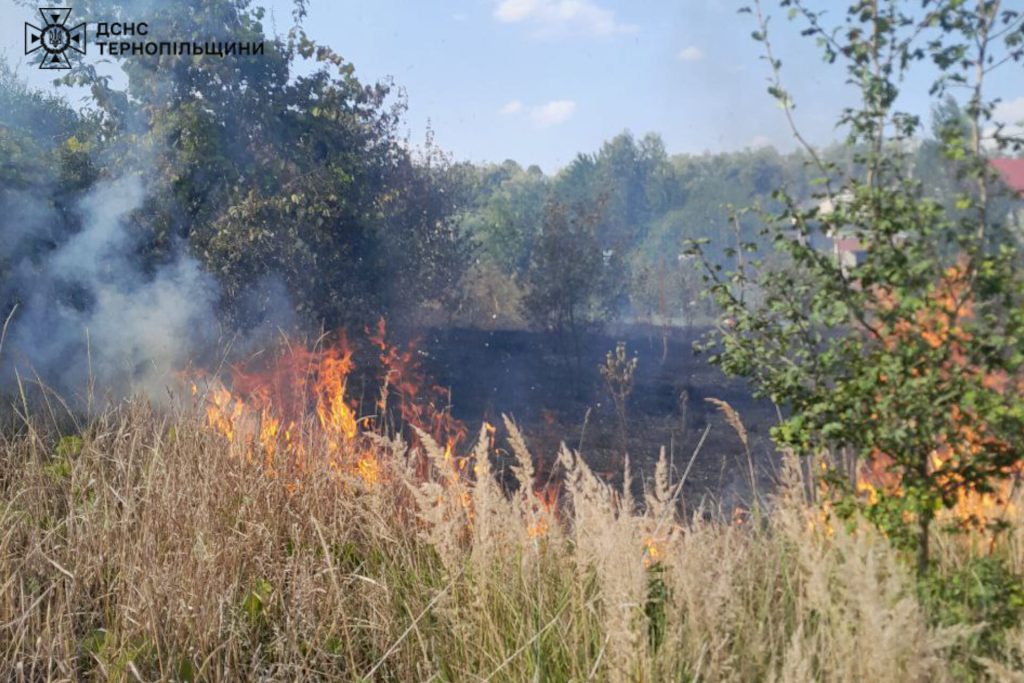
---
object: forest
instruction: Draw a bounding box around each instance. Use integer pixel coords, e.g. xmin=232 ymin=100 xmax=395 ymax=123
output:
xmin=1 ymin=0 xmax=1024 ymax=680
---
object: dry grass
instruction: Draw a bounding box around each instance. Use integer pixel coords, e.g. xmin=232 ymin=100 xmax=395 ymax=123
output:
xmin=0 ymin=400 xmax=1020 ymax=681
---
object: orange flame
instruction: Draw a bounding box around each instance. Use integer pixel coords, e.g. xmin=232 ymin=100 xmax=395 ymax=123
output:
xmin=193 ymin=326 xmax=468 ymax=489
xmin=642 ymin=537 xmax=662 ymax=568
xmin=850 ymin=263 xmax=1023 ymax=544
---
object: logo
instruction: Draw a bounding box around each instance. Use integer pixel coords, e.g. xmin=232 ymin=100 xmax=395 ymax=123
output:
xmin=25 ymin=7 xmax=86 ymax=70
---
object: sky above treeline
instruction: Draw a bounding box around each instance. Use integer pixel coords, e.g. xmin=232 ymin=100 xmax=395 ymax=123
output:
xmin=2 ymin=0 xmax=1022 ymax=172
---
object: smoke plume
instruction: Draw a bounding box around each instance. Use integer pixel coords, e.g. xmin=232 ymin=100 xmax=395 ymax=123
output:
xmin=1 ymin=175 xmax=219 ymax=401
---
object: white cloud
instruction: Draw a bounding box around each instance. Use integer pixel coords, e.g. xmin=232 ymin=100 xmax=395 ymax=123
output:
xmin=748 ymin=134 xmax=774 ymax=149
xmin=993 ymin=96 xmax=1024 ymax=137
xmin=529 ymin=99 xmax=576 ymax=127
xmin=500 ymin=100 xmax=524 ymax=115
xmin=984 ymin=96 xmax=1024 ymax=147
xmin=994 ymin=96 xmax=1024 ymax=126
xmin=495 ymin=0 xmax=540 ymax=22
xmin=500 ymin=98 xmax=577 ymax=127
xmin=676 ymin=46 xmax=704 ymax=62
xmin=494 ymin=0 xmax=637 ymax=37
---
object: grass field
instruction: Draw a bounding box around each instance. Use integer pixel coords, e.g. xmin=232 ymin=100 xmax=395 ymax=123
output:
xmin=0 ymin=399 xmax=1021 ymax=681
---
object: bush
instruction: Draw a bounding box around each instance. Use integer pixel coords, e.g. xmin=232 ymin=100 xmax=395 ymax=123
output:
xmin=919 ymin=556 xmax=1024 ymax=675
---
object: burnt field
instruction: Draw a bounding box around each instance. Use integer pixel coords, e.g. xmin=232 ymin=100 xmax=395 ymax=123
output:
xmin=417 ymin=324 xmax=780 ymax=508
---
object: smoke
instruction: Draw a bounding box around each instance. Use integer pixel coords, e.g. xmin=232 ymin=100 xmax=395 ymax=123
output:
xmin=1 ymin=175 xmax=219 ymax=401
xmin=0 ymin=2 xmax=302 ymax=405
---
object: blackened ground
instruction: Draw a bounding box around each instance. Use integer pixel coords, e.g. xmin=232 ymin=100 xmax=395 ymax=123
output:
xmin=416 ymin=324 xmax=780 ymax=510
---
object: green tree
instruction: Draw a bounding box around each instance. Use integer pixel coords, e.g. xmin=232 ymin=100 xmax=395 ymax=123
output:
xmin=0 ymin=60 xmax=100 ymax=322
xmin=523 ymin=199 xmax=607 ymax=383
xmin=694 ymin=0 xmax=1024 ymax=575
xmin=461 ymin=160 xmax=548 ymax=279
xmin=62 ymin=0 xmax=470 ymax=329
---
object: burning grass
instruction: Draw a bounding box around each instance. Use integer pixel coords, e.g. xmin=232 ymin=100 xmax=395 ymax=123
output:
xmin=0 ymin=394 xmax=1021 ymax=681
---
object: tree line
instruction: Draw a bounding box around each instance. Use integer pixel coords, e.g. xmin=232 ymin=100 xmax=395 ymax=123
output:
xmin=2 ymin=0 xmax=1019 ymax=350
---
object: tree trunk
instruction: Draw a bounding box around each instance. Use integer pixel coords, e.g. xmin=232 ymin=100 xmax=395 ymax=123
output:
xmin=916 ymin=450 xmax=932 ymax=577
xmin=568 ymin=305 xmax=583 ymax=398
xmin=917 ymin=515 xmax=930 ymax=578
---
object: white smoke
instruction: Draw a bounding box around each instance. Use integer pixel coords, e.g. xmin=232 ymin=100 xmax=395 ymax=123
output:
xmin=2 ymin=174 xmax=218 ymax=401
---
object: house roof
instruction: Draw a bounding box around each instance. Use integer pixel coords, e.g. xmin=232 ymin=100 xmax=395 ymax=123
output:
xmin=990 ymin=158 xmax=1024 ymax=196
xmin=833 ymin=237 xmax=862 ymax=253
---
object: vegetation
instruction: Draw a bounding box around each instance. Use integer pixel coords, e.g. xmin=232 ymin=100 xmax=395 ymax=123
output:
xmin=600 ymin=341 xmax=638 ymax=458
xmin=522 ymin=199 xmax=609 ymax=379
xmin=0 ymin=404 xmax=1021 ymax=681
xmin=694 ymin=0 xmax=1024 ymax=578
xmin=4 ymin=12 xmax=993 ymax=340
xmin=458 ymin=138 xmax=813 ymax=331
xmin=2 ymin=0 xmax=1024 ymax=679
xmin=3 ymin=2 xmax=471 ymax=331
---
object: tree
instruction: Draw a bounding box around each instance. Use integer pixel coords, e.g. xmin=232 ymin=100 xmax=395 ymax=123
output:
xmin=60 ymin=0 xmax=471 ymax=330
xmin=523 ymin=199 xmax=607 ymax=384
xmin=693 ymin=0 xmax=1024 ymax=575
xmin=378 ymin=138 xmax=475 ymax=322
xmin=0 ymin=59 xmax=100 ymax=325
xmin=454 ymin=129 xmax=819 ymax=329
xmin=461 ymin=160 xmax=548 ymax=279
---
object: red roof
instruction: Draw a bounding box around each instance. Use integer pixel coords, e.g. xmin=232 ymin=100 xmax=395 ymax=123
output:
xmin=990 ymin=158 xmax=1024 ymax=196
xmin=834 ymin=237 xmax=862 ymax=253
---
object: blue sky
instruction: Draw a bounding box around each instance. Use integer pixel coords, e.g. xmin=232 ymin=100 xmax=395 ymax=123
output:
xmin=264 ymin=0 xmax=857 ymax=170
xmin=3 ymin=0 xmax=1023 ymax=172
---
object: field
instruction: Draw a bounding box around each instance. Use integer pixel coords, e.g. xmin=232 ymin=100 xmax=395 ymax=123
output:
xmin=418 ymin=325 xmax=778 ymax=510
xmin=3 ymin=0 xmax=1024 ymax=678
xmin=0 ymin=393 xmax=1020 ymax=681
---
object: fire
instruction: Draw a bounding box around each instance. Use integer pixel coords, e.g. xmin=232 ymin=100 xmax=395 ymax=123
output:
xmin=526 ymin=517 xmax=549 ymax=539
xmin=368 ymin=320 xmax=467 ymax=458
xmin=642 ymin=537 xmax=662 ymax=568
xmin=205 ymin=386 xmax=243 ymax=443
xmin=525 ymin=483 xmax=560 ymax=540
xmin=847 ymin=263 xmax=1024 ymax=544
xmin=525 ymin=484 xmax=557 ymax=539
xmin=356 ymin=454 xmax=380 ymax=485
xmin=192 ymin=321 xmax=467 ymax=488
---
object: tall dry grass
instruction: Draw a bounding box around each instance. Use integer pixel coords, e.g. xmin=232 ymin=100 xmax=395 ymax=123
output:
xmin=0 ymin=400 xmax=1020 ymax=681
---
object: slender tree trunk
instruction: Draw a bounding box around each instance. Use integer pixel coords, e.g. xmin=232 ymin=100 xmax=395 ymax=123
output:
xmin=917 ymin=515 xmax=931 ymax=578
xmin=568 ymin=305 xmax=582 ymax=398
xmin=552 ymin=311 xmax=570 ymax=391
xmin=916 ymin=450 xmax=932 ymax=577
